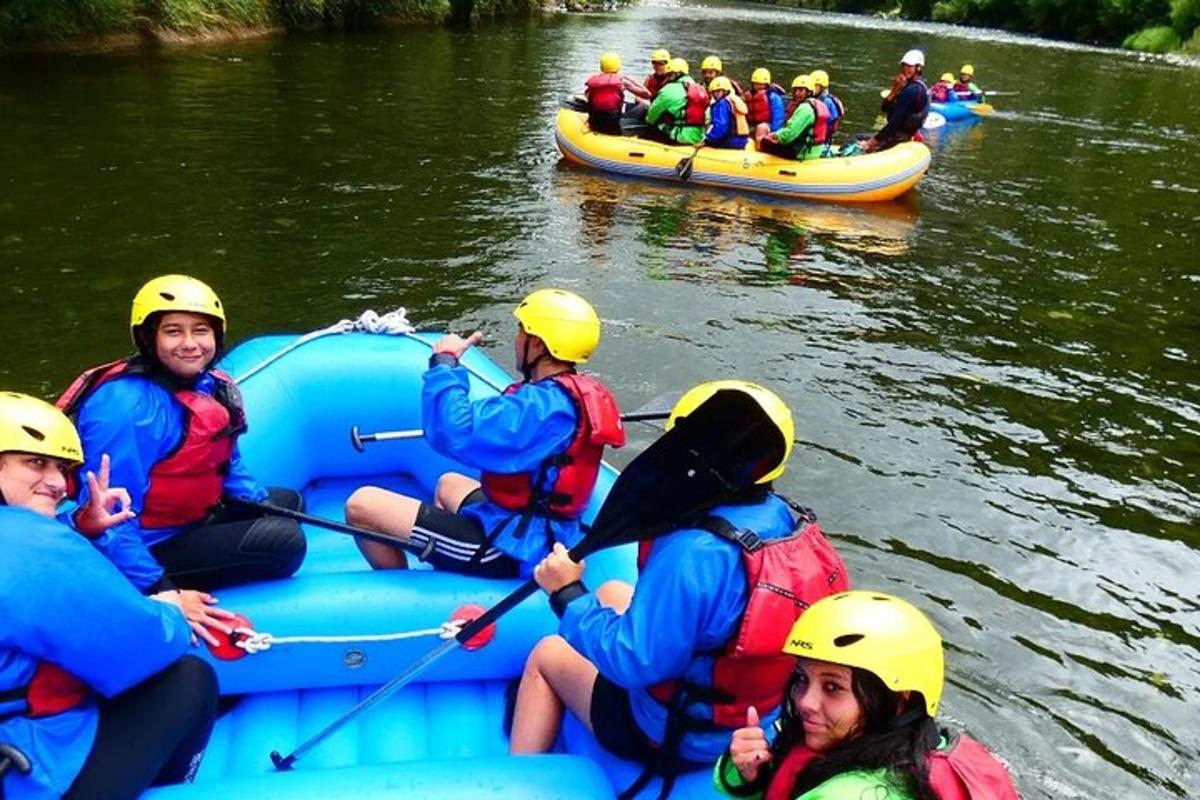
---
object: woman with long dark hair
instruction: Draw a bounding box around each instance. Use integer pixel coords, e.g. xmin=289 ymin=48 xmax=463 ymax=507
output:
xmin=716 ymin=591 xmax=1020 ymax=800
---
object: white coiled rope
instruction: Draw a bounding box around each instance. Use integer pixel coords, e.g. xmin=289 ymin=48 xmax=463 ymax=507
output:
xmin=232 ymin=619 xmax=466 ymax=655
xmin=233 ymin=308 xmax=416 ymax=384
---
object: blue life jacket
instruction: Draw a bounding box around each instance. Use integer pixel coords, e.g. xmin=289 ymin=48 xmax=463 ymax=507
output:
xmin=0 ymin=506 xmax=192 ymax=799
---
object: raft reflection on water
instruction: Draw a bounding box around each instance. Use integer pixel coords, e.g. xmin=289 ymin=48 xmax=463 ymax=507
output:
xmin=551 ymin=168 xmax=918 ymax=286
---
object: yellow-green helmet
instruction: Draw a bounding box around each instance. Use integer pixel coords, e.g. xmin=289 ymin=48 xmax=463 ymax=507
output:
xmin=0 ymin=392 xmax=83 ymax=465
xmin=751 ymin=67 xmax=771 ymax=85
xmin=130 ymin=274 xmax=225 ymax=346
xmin=600 ymin=52 xmax=622 ymax=74
xmin=667 ymin=380 xmax=793 ymax=483
xmin=960 ymin=64 xmax=975 ymax=77
xmin=810 ymin=69 xmax=829 ymax=88
xmin=650 ymin=48 xmax=671 ymax=64
xmin=709 ymin=76 xmax=734 ymax=94
xmin=940 ymin=72 xmax=955 ymax=83
xmin=784 ymin=591 xmax=945 ymax=716
xmin=791 ymin=74 xmax=815 ymax=92
xmin=514 ymin=289 xmax=601 ymax=364
xmin=666 ymin=57 xmax=689 ymax=75
xmin=701 ymin=55 xmax=723 ymax=73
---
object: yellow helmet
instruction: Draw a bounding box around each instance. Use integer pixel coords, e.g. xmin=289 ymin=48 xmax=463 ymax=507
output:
xmin=810 ymin=69 xmax=829 ymax=88
xmin=666 ymin=57 xmax=689 ymax=75
xmin=791 ymin=74 xmax=815 ymax=92
xmin=960 ymin=64 xmax=975 ymax=76
xmin=700 ymin=55 xmax=723 ymax=73
xmin=130 ymin=274 xmax=225 ymax=344
xmin=0 ymin=392 xmax=83 ymax=465
xmin=940 ymin=72 xmax=955 ymax=83
xmin=750 ymin=67 xmax=771 ymax=85
xmin=650 ymin=48 xmax=671 ymax=64
xmin=513 ymin=289 xmax=601 ymax=364
xmin=784 ymin=591 xmax=945 ymax=716
xmin=667 ymin=380 xmax=793 ymax=483
xmin=600 ymin=52 xmax=622 ymax=74
xmin=708 ymin=76 xmax=733 ymax=94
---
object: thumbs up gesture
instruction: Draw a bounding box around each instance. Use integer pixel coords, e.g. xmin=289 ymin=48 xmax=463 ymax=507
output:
xmin=728 ymin=705 xmax=771 ymax=782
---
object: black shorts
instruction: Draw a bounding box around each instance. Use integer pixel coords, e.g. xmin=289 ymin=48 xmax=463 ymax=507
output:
xmin=409 ymin=489 xmax=521 ymax=579
xmin=589 ymin=674 xmax=660 ymax=765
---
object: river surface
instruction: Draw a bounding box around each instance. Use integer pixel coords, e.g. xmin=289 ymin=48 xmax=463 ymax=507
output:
xmin=2 ymin=3 xmax=1198 ymax=797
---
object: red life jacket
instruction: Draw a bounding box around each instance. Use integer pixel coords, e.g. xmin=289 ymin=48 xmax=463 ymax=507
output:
xmin=764 ymin=732 xmax=1019 ymax=800
xmin=931 ymin=83 xmax=952 ymax=102
xmin=644 ymin=72 xmax=669 ymax=99
xmin=480 ymin=372 xmax=625 ymax=519
xmin=637 ymin=504 xmax=850 ymax=729
xmin=57 ymin=359 xmax=247 ymax=530
xmin=0 ymin=662 xmax=90 ymax=723
xmin=779 ymin=99 xmax=830 ymax=149
xmin=585 ymin=72 xmax=624 ymax=113
xmin=747 ymin=84 xmax=784 ymax=127
xmin=953 ymin=80 xmax=973 ymax=93
xmin=677 ymin=81 xmax=709 ymax=128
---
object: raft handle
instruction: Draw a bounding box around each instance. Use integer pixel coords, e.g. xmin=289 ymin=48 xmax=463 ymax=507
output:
xmin=778 ymin=169 xmax=797 ymax=177
xmin=627 ymin=151 xmax=646 ymax=158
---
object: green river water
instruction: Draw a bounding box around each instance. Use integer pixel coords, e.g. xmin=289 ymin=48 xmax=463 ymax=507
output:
xmin=2 ymin=3 xmax=1198 ymax=797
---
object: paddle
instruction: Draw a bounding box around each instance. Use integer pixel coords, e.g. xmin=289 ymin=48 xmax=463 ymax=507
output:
xmin=969 ymin=103 xmax=994 ymax=115
xmin=674 ymin=145 xmax=703 ymax=181
xmin=350 ymin=390 xmax=683 ymax=451
xmin=559 ymin=94 xmax=590 ymax=112
xmin=224 ymin=498 xmax=431 ymax=556
xmin=269 ymin=388 xmax=785 ymax=770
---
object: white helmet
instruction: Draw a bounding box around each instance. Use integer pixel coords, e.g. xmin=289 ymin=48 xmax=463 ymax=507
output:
xmin=901 ymin=49 xmax=925 ymax=67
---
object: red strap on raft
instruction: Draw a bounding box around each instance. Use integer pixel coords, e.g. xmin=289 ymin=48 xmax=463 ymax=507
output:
xmin=450 ymin=603 xmax=496 ymax=651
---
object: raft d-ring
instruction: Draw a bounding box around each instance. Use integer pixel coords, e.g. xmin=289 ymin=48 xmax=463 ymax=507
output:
xmin=449 ymin=604 xmax=496 ymax=651
xmin=207 ymin=613 xmax=255 ymax=661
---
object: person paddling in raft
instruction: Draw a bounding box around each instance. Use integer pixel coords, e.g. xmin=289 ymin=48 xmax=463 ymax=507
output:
xmin=584 ymin=52 xmax=645 ymax=136
xmin=0 ymin=395 xmax=218 ymax=800
xmin=643 ymin=58 xmax=709 ymax=146
xmin=347 ymin=289 xmax=625 ymax=578
xmin=954 ymin=64 xmax=984 ymax=101
xmin=930 ymin=73 xmax=958 ymax=103
xmin=57 ymin=275 xmax=307 ymax=599
xmin=510 ymin=381 xmax=850 ymax=797
xmin=717 ymin=591 xmax=1020 ymax=800
xmin=862 ymin=50 xmax=929 ymax=153
xmin=758 ymin=75 xmax=831 ymax=160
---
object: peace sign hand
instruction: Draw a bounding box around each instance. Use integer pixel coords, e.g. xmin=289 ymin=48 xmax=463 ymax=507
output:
xmin=74 ymin=454 xmax=136 ymax=537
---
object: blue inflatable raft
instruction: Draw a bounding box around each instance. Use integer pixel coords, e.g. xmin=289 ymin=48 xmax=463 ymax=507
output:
xmin=142 ymin=319 xmax=724 ymax=799
xmin=930 ymin=99 xmax=982 ymax=122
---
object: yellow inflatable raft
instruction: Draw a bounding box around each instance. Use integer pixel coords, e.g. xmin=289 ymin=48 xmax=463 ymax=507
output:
xmin=555 ymin=108 xmax=932 ymax=203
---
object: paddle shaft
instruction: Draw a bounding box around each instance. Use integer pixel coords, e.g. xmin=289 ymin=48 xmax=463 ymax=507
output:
xmin=228 ymin=499 xmax=426 ymax=555
xmin=352 ymin=411 xmax=670 ymax=450
xmin=273 ymin=538 xmax=600 ymax=770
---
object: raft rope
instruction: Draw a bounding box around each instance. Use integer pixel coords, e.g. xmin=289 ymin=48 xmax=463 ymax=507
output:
xmin=233 ymin=308 xmax=416 ymax=384
xmin=231 ymin=619 xmax=467 ymax=655
xmin=231 ymin=306 xmax=512 ymax=395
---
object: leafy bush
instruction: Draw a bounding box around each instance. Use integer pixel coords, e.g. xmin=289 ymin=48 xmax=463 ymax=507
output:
xmin=1121 ymin=22 xmax=1182 ymax=48
xmin=0 ymin=0 xmax=135 ymax=40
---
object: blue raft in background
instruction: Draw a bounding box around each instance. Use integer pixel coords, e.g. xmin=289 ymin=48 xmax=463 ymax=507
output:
xmin=143 ymin=323 xmax=724 ymax=799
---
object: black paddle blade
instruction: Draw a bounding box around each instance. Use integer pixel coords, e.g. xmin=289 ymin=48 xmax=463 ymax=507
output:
xmin=574 ymin=388 xmax=786 ymax=560
xmin=675 ymin=155 xmax=696 ymax=181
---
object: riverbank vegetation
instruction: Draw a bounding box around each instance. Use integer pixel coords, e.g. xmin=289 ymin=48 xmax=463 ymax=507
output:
xmin=0 ymin=0 xmax=556 ymax=49
xmin=763 ymin=0 xmax=1200 ymax=53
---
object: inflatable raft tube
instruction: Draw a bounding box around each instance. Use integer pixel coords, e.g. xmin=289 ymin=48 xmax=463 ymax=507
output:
xmin=931 ymin=99 xmax=983 ymax=122
xmin=554 ymin=108 xmax=931 ymax=203
xmin=140 ymin=327 xmax=671 ymax=798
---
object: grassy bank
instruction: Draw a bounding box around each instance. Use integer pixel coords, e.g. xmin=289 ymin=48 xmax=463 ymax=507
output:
xmin=755 ymin=0 xmax=1200 ymax=54
xmin=0 ymin=0 xmax=560 ymax=50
